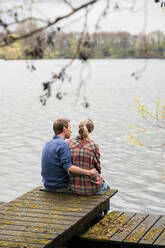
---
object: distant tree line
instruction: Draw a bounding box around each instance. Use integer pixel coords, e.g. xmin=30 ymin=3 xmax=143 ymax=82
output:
xmin=0 ymin=30 xmax=165 ymax=60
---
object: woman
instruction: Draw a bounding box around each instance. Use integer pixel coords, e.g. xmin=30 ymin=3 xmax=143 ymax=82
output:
xmin=68 ymin=118 xmax=110 ymax=195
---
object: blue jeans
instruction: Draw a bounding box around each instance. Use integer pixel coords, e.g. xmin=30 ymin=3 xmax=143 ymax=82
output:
xmin=96 ymin=179 xmax=110 ymax=195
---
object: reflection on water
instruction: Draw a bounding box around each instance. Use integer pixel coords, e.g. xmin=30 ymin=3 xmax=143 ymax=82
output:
xmin=0 ymin=59 xmax=165 ymax=214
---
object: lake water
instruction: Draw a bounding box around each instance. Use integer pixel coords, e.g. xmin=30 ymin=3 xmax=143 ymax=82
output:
xmin=0 ymin=59 xmax=165 ymax=214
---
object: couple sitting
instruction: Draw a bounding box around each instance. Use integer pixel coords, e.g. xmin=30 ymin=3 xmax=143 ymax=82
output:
xmin=41 ymin=118 xmax=110 ymax=195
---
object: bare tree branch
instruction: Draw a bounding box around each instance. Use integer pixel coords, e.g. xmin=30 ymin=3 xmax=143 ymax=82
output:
xmin=95 ymin=0 xmax=110 ymax=31
xmin=63 ymin=0 xmax=75 ymax=10
xmin=7 ymin=16 xmax=48 ymax=26
xmin=0 ymin=0 xmax=99 ymax=47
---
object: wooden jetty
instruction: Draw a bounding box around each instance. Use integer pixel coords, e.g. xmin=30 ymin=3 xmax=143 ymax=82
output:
xmin=0 ymin=186 xmax=117 ymax=248
xmin=68 ymin=210 xmax=165 ymax=247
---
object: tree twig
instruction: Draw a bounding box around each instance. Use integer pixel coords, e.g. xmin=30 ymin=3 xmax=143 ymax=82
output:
xmin=0 ymin=0 xmax=99 ymax=47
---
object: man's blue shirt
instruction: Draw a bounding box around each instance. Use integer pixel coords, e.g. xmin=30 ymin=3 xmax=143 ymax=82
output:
xmin=41 ymin=135 xmax=72 ymax=189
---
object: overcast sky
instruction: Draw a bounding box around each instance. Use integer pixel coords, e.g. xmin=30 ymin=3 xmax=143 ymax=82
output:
xmin=2 ymin=0 xmax=165 ymax=34
xmin=32 ymin=0 xmax=165 ymax=34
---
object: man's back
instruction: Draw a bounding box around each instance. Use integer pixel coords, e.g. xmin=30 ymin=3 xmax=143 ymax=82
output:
xmin=41 ymin=135 xmax=72 ymax=190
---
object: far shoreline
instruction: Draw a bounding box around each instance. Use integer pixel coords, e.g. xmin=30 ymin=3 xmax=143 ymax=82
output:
xmin=1 ymin=57 xmax=165 ymax=61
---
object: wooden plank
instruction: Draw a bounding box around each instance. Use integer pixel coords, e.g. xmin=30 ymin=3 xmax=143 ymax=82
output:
xmin=153 ymin=227 xmax=165 ymax=246
xmin=0 ymin=213 xmax=80 ymax=225
xmin=12 ymin=197 xmax=107 ymax=208
xmin=0 ymin=240 xmax=43 ymax=248
xmin=12 ymin=194 xmax=101 ymax=203
xmin=0 ymin=209 xmax=81 ymax=221
xmin=0 ymin=234 xmax=53 ymax=245
xmin=0 ymin=203 xmax=6 ymax=211
xmin=124 ymin=214 xmax=160 ymax=243
xmin=81 ymin=211 xmax=135 ymax=241
xmin=19 ymin=188 xmax=117 ymax=200
xmin=11 ymin=198 xmax=104 ymax=210
xmin=110 ymin=213 xmax=148 ymax=242
xmin=0 ymin=222 xmax=65 ymax=235
xmin=139 ymin=215 xmax=164 ymax=245
xmin=28 ymin=186 xmax=117 ymax=196
xmin=0 ymin=231 xmax=55 ymax=246
xmin=18 ymin=192 xmax=112 ymax=201
xmin=0 ymin=225 xmax=63 ymax=236
xmin=0 ymin=206 xmax=85 ymax=217
xmin=0 ymin=218 xmax=72 ymax=229
xmin=7 ymin=202 xmax=84 ymax=212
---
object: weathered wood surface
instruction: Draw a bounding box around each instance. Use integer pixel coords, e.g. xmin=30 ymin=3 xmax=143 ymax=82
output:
xmin=0 ymin=203 xmax=5 ymax=208
xmin=0 ymin=186 xmax=117 ymax=248
xmin=81 ymin=211 xmax=165 ymax=247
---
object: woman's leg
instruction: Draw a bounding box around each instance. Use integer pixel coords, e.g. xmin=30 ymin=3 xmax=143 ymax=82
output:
xmin=96 ymin=179 xmax=111 ymax=215
xmin=96 ymin=179 xmax=110 ymax=195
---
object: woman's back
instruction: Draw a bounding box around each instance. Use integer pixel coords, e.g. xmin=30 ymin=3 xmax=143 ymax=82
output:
xmin=68 ymin=137 xmax=102 ymax=195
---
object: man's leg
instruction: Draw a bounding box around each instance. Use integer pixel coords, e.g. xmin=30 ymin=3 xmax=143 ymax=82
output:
xmin=40 ymin=187 xmax=71 ymax=193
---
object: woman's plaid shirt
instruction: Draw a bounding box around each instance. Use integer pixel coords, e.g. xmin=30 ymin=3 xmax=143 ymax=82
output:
xmin=68 ymin=137 xmax=102 ymax=195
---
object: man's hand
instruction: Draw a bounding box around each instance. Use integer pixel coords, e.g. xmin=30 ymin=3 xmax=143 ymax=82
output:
xmin=88 ymin=168 xmax=99 ymax=177
xmin=68 ymin=165 xmax=99 ymax=177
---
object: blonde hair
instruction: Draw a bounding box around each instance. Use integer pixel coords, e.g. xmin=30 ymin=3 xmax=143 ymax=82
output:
xmin=78 ymin=119 xmax=94 ymax=140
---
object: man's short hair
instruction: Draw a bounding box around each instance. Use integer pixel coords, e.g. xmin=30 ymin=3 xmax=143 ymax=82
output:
xmin=53 ymin=118 xmax=70 ymax=135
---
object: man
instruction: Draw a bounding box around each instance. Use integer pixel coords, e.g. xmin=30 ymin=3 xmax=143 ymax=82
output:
xmin=41 ymin=118 xmax=98 ymax=191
